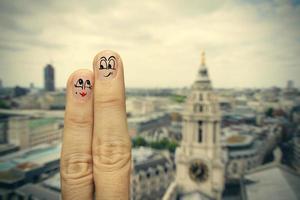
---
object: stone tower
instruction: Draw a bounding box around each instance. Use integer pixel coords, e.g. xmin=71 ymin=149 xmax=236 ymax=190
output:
xmin=175 ymin=52 xmax=224 ymax=200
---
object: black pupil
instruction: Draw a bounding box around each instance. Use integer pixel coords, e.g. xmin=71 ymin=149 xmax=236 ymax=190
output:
xmin=78 ymin=79 xmax=83 ymax=85
xmin=108 ymin=64 xmax=112 ymax=69
xmin=86 ymin=80 xmax=90 ymax=85
xmin=100 ymin=65 xmax=104 ymax=69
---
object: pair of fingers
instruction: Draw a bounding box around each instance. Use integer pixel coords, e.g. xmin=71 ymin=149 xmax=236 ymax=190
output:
xmin=60 ymin=50 xmax=131 ymax=200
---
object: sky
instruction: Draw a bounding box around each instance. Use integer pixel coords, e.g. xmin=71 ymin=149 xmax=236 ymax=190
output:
xmin=0 ymin=0 xmax=300 ymax=89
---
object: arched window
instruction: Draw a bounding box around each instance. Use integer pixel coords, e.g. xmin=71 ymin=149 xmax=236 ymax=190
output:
xmin=198 ymin=121 xmax=203 ymax=143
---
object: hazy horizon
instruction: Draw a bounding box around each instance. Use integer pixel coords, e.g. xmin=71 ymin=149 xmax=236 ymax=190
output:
xmin=0 ymin=0 xmax=300 ymax=88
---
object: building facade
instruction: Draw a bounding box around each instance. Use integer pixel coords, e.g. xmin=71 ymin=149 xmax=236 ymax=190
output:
xmin=7 ymin=116 xmax=62 ymax=149
xmin=292 ymin=128 xmax=300 ymax=173
xmin=0 ymin=118 xmax=9 ymax=144
xmin=131 ymin=148 xmax=175 ymax=200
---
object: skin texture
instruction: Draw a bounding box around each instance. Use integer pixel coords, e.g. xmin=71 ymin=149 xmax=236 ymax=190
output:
xmin=60 ymin=50 xmax=131 ymax=200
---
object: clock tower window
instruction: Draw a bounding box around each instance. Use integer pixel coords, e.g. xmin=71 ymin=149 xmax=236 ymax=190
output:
xmin=198 ymin=121 xmax=203 ymax=143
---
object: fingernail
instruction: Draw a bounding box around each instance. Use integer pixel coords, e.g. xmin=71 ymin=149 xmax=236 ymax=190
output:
xmin=94 ymin=51 xmax=120 ymax=80
xmin=72 ymin=74 xmax=93 ymax=100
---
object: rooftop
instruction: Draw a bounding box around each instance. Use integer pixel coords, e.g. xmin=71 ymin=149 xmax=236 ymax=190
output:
xmin=242 ymin=164 xmax=300 ymax=200
xmin=42 ymin=173 xmax=61 ymax=192
xmin=0 ymin=144 xmax=61 ymax=172
xmin=15 ymin=183 xmax=60 ymax=200
xmin=226 ymin=135 xmax=253 ymax=147
xmin=132 ymin=147 xmax=171 ymax=172
xmin=128 ymin=112 xmax=167 ymax=124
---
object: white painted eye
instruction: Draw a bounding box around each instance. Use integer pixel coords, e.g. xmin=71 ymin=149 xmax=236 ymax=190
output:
xmin=108 ymin=59 xmax=115 ymax=70
xmin=84 ymin=80 xmax=92 ymax=89
xmin=74 ymin=78 xmax=84 ymax=89
xmin=108 ymin=56 xmax=116 ymax=70
xmin=100 ymin=59 xmax=107 ymax=70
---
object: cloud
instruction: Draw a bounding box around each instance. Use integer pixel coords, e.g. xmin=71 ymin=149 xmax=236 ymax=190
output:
xmin=0 ymin=0 xmax=299 ymax=88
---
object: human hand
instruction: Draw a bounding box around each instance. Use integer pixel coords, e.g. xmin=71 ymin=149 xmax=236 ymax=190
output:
xmin=60 ymin=50 xmax=131 ymax=200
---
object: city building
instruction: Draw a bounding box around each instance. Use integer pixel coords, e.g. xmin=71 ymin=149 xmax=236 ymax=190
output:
xmin=222 ymin=106 xmax=256 ymax=126
xmin=42 ymin=172 xmax=61 ymax=192
xmin=128 ymin=112 xmax=171 ymax=140
xmin=13 ymin=183 xmax=60 ymax=200
xmin=40 ymin=92 xmax=66 ymax=110
xmin=240 ymin=164 xmax=300 ymax=200
xmin=7 ymin=116 xmax=63 ymax=149
xmin=0 ymin=144 xmax=19 ymax=156
xmin=0 ymin=144 xmax=60 ymax=198
xmin=0 ymin=118 xmax=9 ymax=144
xmin=223 ymin=124 xmax=281 ymax=180
xmin=0 ymin=146 xmax=174 ymax=200
xmin=287 ymin=80 xmax=295 ymax=90
xmin=10 ymin=91 xmax=66 ymax=110
xmin=13 ymin=86 xmax=29 ymax=97
xmin=292 ymin=128 xmax=300 ymax=173
xmin=44 ymin=64 xmax=55 ymax=92
xmin=131 ymin=148 xmax=175 ymax=200
xmin=164 ymin=52 xmax=225 ymax=200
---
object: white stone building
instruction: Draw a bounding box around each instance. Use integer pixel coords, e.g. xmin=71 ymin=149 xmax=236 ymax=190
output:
xmin=164 ymin=52 xmax=225 ymax=200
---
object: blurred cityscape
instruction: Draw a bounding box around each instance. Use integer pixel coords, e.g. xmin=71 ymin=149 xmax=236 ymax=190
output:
xmin=0 ymin=53 xmax=299 ymax=200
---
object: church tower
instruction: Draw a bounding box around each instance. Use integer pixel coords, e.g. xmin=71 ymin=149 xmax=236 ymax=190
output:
xmin=175 ymin=52 xmax=224 ymax=200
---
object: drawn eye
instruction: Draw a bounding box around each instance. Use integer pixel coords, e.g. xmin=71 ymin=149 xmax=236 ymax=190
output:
xmin=85 ymin=80 xmax=92 ymax=89
xmin=75 ymin=78 xmax=84 ymax=88
xmin=100 ymin=60 xmax=107 ymax=70
xmin=108 ymin=57 xmax=116 ymax=70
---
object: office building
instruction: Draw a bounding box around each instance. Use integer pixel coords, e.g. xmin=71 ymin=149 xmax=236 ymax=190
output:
xmin=44 ymin=64 xmax=55 ymax=91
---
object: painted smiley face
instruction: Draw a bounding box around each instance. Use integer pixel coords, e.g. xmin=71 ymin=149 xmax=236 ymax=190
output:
xmin=73 ymin=78 xmax=92 ymax=98
xmin=98 ymin=56 xmax=117 ymax=79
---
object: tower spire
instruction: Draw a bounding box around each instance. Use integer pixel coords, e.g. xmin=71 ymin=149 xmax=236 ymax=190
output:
xmin=201 ymin=51 xmax=205 ymax=66
xmin=194 ymin=50 xmax=212 ymax=90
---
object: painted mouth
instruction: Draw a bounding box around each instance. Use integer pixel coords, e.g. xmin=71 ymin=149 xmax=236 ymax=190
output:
xmin=104 ymin=72 xmax=112 ymax=77
xmin=80 ymin=91 xmax=87 ymax=97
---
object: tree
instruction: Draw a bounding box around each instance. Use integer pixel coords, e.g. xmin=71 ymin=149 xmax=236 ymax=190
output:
xmin=133 ymin=136 xmax=147 ymax=147
xmin=0 ymin=99 xmax=10 ymax=109
xmin=265 ymin=107 xmax=274 ymax=117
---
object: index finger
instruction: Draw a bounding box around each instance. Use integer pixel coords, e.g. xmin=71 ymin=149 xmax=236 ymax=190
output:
xmin=92 ymin=50 xmax=131 ymax=200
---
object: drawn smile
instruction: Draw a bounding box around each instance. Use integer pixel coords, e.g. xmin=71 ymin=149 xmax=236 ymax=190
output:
xmin=104 ymin=72 xmax=112 ymax=77
xmin=80 ymin=91 xmax=87 ymax=97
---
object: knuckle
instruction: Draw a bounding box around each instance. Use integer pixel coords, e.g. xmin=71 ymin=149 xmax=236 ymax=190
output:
xmin=93 ymin=138 xmax=131 ymax=172
xmin=94 ymin=95 xmax=124 ymax=109
xmin=60 ymin=153 xmax=93 ymax=185
xmin=65 ymin=114 xmax=93 ymax=129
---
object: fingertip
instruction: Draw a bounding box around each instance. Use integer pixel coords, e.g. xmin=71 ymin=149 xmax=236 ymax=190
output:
xmin=93 ymin=50 xmax=123 ymax=81
xmin=66 ymin=69 xmax=94 ymax=102
xmin=67 ymin=69 xmax=94 ymax=88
